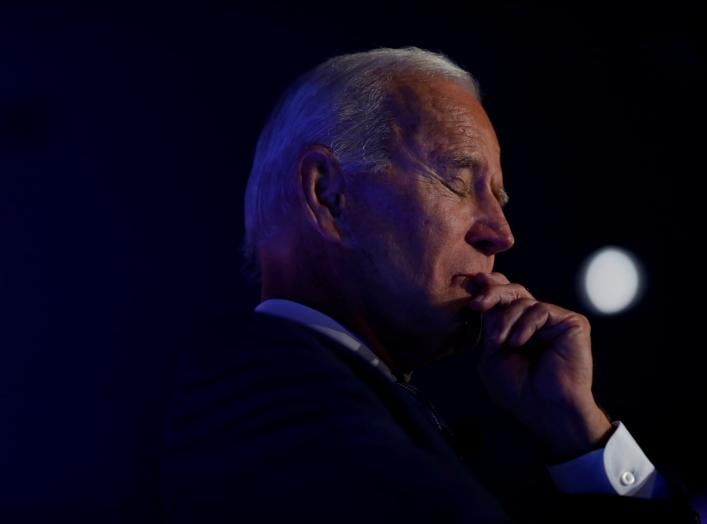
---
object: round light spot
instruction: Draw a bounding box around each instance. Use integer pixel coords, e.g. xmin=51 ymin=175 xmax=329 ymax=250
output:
xmin=580 ymin=247 xmax=643 ymax=315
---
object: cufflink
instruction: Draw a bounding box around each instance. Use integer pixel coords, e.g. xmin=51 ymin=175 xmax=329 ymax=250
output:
xmin=620 ymin=471 xmax=636 ymax=486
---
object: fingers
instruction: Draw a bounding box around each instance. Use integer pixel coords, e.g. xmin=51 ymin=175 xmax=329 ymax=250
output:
xmin=465 ymin=273 xmax=581 ymax=351
xmin=463 ymin=272 xmax=509 ymax=298
xmin=481 ymin=272 xmax=511 ymax=285
xmin=505 ymin=302 xmax=552 ymax=348
xmin=483 ymin=299 xmax=587 ymax=352
xmin=467 ymin=279 xmax=534 ymax=313
xmin=484 ymin=298 xmax=541 ymax=347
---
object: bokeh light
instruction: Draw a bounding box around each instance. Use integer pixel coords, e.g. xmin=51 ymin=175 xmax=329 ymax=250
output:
xmin=580 ymin=247 xmax=643 ymax=314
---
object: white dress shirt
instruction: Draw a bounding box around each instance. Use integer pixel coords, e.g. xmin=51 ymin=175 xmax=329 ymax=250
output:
xmin=255 ymin=298 xmax=669 ymax=499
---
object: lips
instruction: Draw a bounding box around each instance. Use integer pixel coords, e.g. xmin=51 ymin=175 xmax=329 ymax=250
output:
xmin=453 ymin=273 xmax=482 ymax=295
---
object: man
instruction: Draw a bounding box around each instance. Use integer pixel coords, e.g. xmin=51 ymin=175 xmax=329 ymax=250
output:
xmin=160 ymin=47 xmax=699 ymax=522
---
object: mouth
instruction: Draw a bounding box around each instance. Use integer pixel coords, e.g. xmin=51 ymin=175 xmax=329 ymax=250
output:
xmin=452 ymin=273 xmax=483 ymax=295
xmin=450 ymin=274 xmax=484 ymax=325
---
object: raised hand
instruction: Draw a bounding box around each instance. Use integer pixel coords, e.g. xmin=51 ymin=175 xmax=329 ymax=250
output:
xmin=467 ymin=272 xmax=613 ymax=462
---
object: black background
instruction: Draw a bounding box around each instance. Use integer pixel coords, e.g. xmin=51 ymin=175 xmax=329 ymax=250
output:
xmin=2 ymin=2 xmax=705 ymax=519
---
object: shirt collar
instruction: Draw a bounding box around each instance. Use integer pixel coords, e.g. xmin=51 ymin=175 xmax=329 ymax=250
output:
xmin=254 ymin=298 xmax=400 ymax=383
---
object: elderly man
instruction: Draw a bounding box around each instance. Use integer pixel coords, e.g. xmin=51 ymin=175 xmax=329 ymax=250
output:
xmin=161 ymin=48 xmax=698 ymax=522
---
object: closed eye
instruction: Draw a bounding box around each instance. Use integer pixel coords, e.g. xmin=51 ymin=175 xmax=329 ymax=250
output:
xmin=449 ymin=175 xmax=469 ymax=195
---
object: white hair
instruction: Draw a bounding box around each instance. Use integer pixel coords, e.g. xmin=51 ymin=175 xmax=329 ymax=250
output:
xmin=242 ymin=46 xmax=481 ymax=279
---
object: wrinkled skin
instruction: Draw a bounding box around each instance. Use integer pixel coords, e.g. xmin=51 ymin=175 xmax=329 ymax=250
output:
xmin=260 ymin=74 xmax=612 ymax=460
xmin=338 ymin=75 xmax=514 ymax=370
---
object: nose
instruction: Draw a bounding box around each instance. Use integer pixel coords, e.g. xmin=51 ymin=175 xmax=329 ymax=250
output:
xmin=465 ymin=204 xmax=514 ymax=257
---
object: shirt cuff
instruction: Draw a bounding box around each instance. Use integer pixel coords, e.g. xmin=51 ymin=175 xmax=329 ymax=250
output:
xmin=547 ymin=421 xmax=661 ymax=498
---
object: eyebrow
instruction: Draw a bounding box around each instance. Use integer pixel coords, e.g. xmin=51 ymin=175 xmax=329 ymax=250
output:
xmin=494 ymin=186 xmax=510 ymax=207
xmin=445 ymin=151 xmax=478 ymax=169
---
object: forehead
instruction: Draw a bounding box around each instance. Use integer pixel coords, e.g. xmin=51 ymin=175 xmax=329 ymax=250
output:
xmin=386 ymin=75 xmax=500 ymax=162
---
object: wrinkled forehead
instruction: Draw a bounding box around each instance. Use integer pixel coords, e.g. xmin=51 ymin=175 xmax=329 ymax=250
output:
xmin=385 ymin=75 xmax=500 ymax=163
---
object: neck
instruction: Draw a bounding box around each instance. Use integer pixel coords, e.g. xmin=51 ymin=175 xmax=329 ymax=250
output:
xmin=260 ymin=268 xmax=408 ymax=380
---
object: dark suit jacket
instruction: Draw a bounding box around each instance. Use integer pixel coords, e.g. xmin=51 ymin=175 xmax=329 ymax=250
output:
xmin=159 ymin=311 xmax=699 ymax=523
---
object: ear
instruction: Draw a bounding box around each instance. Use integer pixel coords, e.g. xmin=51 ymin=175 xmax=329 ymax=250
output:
xmin=297 ymin=145 xmax=347 ymax=243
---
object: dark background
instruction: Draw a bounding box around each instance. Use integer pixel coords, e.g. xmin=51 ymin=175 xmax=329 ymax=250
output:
xmin=2 ymin=2 xmax=705 ymax=520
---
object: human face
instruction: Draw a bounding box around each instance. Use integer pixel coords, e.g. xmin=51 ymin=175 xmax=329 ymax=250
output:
xmin=343 ymin=76 xmax=515 ymax=368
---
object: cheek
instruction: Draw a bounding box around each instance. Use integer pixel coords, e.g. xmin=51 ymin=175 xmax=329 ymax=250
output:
xmin=423 ymin=200 xmax=471 ymax=265
xmin=347 ymin=180 xmax=471 ymax=287
xmin=392 ymin=202 xmax=471 ymax=292
xmin=349 ymin=203 xmax=428 ymax=283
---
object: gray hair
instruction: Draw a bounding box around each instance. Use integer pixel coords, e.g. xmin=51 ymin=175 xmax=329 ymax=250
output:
xmin=242 ymin=46 xmax=481 ymax=279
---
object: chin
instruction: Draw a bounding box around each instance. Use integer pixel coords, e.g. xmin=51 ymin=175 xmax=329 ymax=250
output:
xmin=439 ymin=306 xmax=483 ymax=357
xmin=417 ymin=304 xmax=482 ymax=360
